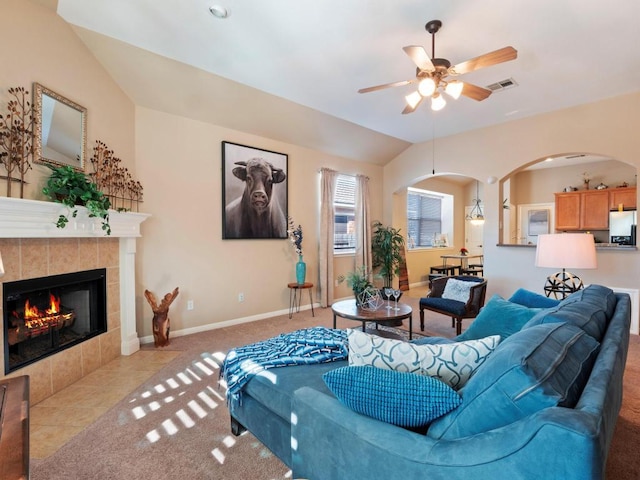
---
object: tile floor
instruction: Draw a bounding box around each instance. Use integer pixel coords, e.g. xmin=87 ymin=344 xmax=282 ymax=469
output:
xmin=29 ymin=349 xmax=181 ymax=459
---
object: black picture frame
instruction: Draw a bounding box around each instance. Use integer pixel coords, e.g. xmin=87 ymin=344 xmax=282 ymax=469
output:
xmin=222 ymin=141 xmax=288 ymax=239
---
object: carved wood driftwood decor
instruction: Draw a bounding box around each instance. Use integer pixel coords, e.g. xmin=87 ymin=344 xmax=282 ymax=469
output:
xmin=144 ymin=287 xmax=179 ymax=347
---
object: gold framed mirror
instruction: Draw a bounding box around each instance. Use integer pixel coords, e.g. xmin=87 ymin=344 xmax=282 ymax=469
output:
xmin=33 ymin=83 xmax=87 ymax=171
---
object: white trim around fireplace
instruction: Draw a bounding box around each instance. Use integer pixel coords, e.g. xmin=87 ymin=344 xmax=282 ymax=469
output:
xmin=0 ymin=196 xmax=151 ymax=356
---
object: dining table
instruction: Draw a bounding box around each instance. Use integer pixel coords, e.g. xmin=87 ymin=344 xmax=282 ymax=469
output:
xmin=439 ymin=253 xmax=483 ymax=273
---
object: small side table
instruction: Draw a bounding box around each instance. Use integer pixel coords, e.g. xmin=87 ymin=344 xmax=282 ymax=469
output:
xmin=288 ymin=282 xmax=315 ymax=319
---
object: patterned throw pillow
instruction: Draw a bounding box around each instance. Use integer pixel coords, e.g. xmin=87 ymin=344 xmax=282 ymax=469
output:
xmin=419 ymin=335 xmax=501 ymax=389
xmin=323 ymin=365 xmax=462 ymax=428
xmin=348 ymin=329 xmax=426 ymax=373
xmin=348 ymin=329 xmax=500 ymax=389
xmin=442 ymin=279 xmax=475 ymax=303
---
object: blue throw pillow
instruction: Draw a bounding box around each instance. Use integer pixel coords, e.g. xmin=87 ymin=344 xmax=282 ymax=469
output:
xmin=456 ymin=294 xmax=542 ymax=342
xmin=323 ymin=366 xmax=461 ymax=428
xmin=508 ymin=288 xmax=561 ymax=308
xmin=428 ymin=322 xmax=599 ymax=440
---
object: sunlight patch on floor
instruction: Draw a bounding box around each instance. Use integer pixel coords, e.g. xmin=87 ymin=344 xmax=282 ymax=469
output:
xmin=176 ymin=409 xmax=195 ymax=428
xmin=211 ymin=447 xmax=226 ymax=464
xmin=188 ymin=399 xmax=208 ymax=418
xmin=122 ymin=350 xmax=232 ymax=451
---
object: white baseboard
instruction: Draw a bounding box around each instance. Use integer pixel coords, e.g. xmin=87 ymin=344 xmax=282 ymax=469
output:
xmin=138 ymin=303 xmax=318 ymax=345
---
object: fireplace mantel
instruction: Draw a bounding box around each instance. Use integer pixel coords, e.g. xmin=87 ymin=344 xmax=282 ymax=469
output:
xmin=0 ymin=196 xmax=150 ymax=356
xmin=0 ymin=197 xmax=150 ymax=238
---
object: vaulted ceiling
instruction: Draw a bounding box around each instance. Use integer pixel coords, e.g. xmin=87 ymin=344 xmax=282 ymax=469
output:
xmin=49 ymin=0 xmax=640 ymax=165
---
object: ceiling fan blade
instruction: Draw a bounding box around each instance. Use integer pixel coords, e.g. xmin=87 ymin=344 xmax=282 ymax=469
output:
xmin=460 ymin=82 xmax=492 ymax=101
xmin=403 ymin=45 xmax=435 ymax=72
xmin=358 ymin=78 xmax=416 ymax=94
xmin=449 ymin=46 xmax=517 ymax=75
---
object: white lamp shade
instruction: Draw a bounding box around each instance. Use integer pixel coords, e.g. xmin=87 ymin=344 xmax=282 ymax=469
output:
xmin=535 ymin=234 xmax=597 ymax=269
xmin=445 ymin=80 xmax=463 ymax=99
xmin=431 ymin=93 xmax=446 ymax=111
xmin=405 ymin=91 xmax=422 ymax=109
xmin=418 ymin=77 xmax=436 ymax=97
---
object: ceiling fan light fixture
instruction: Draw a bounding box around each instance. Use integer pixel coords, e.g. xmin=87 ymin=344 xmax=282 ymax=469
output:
xmin=405 ymin=91 xmax=422 ymax=109
xmin=418 ymin=77 xmax=436 ymax=97
xmin=431 ymin=93 xmax=446 ymax=111
xmin=445 ymin=80 xmax=463 ymax=99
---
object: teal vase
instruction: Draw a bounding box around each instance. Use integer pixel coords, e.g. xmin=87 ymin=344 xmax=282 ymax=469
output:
xmin=296 ymin=254 xmax=306 ymax=285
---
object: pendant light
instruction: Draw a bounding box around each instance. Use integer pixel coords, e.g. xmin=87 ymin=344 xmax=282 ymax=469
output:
xmin=466 ymin=180 xmax=485 ymax=225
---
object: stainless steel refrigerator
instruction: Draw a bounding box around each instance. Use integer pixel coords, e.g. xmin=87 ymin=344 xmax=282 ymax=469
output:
xmin=610 ymin=210 xmax=637 ymax=245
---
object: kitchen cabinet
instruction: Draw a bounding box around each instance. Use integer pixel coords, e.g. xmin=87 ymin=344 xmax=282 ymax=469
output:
xmin=555 ymin=190 xmax=609 ymax=231
xmin=609 ymin=187 xmax=637 ymax=210
xmin=555 ymin=192 xmax=581 ymax=230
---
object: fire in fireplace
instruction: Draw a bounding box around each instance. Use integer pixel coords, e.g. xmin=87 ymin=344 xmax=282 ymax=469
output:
xmin=3 ymin=269 xmax=107 ymax=374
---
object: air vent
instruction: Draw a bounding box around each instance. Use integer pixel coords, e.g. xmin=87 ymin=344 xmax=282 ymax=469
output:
xmin=565 ymin=154 xmax=586 ymax=159
xmin=486 ymin=78 xmax=518 ymax=92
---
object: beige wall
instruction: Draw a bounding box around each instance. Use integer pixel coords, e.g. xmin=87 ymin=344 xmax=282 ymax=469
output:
xmin=385 ymin=92 xmax=640 ymax=297
xmin=0 ymin=1 xmax=384 ymax=341
xmin=4 ymin=0 xmax=640 ymax=344
xmin=134 ymin=107 xmax=383 ymax=338
xmin=512 ymin=159 xmax=636 ymax=206
xmin=0 ymin=0 xmax=135 ymax=198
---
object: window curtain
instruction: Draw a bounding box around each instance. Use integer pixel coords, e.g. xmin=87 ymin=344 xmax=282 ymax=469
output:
xmin=354 ymin=174 xmax=372 ymax=274
xmin=319 ymin=168 xmax=337 ymax=307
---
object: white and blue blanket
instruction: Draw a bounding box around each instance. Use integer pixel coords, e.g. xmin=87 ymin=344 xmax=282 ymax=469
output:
xmin=220 ymin=327 xmax=348 ymax=399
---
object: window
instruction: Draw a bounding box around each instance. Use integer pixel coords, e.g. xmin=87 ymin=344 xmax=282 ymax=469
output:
xmin=334 ymin=174 xmax=356 ymax=252
xmin=407 ymin=187 xmax=453 ymax=248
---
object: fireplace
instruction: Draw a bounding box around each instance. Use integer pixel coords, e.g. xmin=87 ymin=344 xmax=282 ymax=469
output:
xmin=3 ymin=269 xmax=107 ymax=374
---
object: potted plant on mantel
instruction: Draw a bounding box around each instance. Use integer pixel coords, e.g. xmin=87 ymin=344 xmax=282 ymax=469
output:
xmin=42 ymin=164 xmax=112 ymax=235
xmin=371 ymin=220 xmax=405 ymax=298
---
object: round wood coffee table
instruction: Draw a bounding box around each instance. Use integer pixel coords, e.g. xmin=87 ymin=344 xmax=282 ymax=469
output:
xmin=331 ymin=299 xmax=413 ymax=339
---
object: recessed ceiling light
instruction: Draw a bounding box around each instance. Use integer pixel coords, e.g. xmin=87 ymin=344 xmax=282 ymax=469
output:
xmin=209 ymin=5 xmax=229 ymax=19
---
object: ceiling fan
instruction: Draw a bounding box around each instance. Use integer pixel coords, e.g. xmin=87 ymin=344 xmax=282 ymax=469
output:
xmin=358 ymin=20 xmax=517 ymax=114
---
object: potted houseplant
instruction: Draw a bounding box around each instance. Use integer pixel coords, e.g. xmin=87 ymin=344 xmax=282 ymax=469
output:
xmin=42 ymin=164 xmax=112 ymax=235
xmin=371 ymin=221 xmax=405 ymax=296
xmin=337 ymin=265 xmax=376 ymax=307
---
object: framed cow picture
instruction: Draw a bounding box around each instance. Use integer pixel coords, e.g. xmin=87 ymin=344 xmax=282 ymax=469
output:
xmin=222 ymin=141 xmax=288 ymax=239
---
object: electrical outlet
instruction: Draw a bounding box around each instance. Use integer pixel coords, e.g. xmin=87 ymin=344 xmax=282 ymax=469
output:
xmin=238 ymin=292 xmax=245 ymax=302
xmin=187 ymin=300 xmax=194 ymax=311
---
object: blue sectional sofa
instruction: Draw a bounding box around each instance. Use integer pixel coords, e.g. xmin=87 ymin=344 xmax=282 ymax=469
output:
xmin=227 ymin=285 xmax=631 ymax=480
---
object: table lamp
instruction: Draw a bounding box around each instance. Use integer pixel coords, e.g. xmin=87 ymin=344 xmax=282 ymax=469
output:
xmin=535 ymin=233 xmax=597 ymax=299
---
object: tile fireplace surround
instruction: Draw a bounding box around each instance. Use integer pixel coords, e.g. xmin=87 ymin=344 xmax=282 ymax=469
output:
xmin=0 ymin=197 xmax=149 ymax=404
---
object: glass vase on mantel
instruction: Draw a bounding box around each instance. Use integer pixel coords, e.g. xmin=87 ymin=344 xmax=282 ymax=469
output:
xmin=296 ymin=254 xmax=306 ymax=285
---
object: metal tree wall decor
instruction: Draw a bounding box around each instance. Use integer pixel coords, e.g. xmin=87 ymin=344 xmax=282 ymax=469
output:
xmin=0 ymin=86 xmax=34 ymax=198
xmin=89 ymin=140 xmax=143 ymax=211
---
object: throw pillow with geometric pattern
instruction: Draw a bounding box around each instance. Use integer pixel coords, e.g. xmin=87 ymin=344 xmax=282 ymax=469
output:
xmin=348 ymin=328 xmax=427 ymax=373
xmin=419 ymin=335 xmax=501 ymax=389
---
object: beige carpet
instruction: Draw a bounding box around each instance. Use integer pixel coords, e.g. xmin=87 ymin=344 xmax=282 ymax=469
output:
xmin=29 ymin=293 xmax=640 ymax=479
